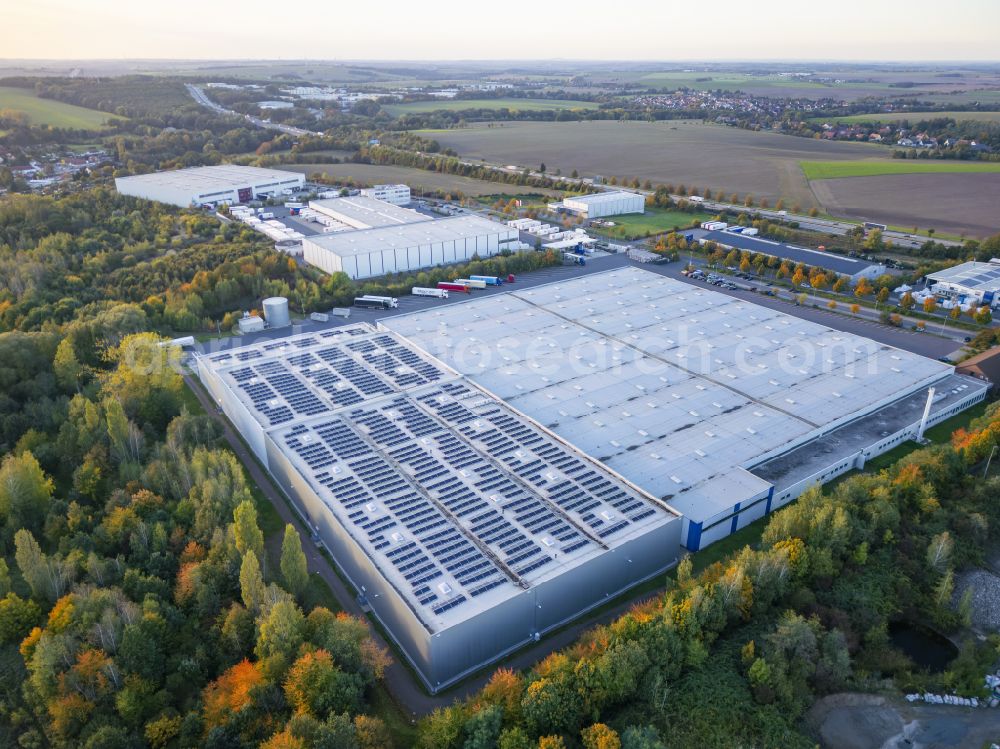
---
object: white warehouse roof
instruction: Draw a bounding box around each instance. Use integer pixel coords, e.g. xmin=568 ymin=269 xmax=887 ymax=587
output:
xmin=304 ymin=215 xmax=515 ymax=258
xmin=116 ymin=165 xmax=302 ymax=194
xmin=927 ymin=260 xmax=1000 ymax=292
xmin=309 ymin=196 xmax=430 ymax=229
xmin=383 ymin=267 xmax=954 ymax=525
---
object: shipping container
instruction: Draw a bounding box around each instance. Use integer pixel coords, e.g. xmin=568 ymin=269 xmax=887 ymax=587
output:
xmin=412 ymin=287 xmax=449 ymax=298
xmin=309 ymin=312 xmax=330 ymax=322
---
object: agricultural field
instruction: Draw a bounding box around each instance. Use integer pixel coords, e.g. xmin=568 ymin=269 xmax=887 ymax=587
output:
xmin=425 ymin=120 xmax=883 ymax=207
xmin=382 ymin=98 xmax=598 ymax=116
xmin=277 ymin=161 xmax=563 ymax=197
xmin=594 ymin=207 xmax=717 ymax=239
xmin=424 ymin=120 xmax=999 ymax=238
xmin=800 ymin=160 xmax=1000 ymax=180
xmin=0 ymin=86 xmax=120 ymax=129
xmin=810 ymin=110 xmax=1000 ymax=125
xmin=810 ymin=173 xmax=1000 ymax=238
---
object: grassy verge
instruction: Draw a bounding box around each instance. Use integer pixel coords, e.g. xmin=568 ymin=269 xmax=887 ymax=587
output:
xmin=593 ymin=207 xmax=716 ymax=240
xmin=801 ymin=160 xmax=1000 ymax=180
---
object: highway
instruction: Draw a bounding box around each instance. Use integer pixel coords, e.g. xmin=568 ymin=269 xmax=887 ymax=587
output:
xmin=185 ymin=83 xmax=322 ymax=138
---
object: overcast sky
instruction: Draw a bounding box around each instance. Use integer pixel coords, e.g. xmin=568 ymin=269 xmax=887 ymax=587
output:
xmin=3 ymin=0 xmax=999 ymax=61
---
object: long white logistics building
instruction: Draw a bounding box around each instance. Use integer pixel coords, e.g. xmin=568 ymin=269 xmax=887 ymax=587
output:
xmin=383 ymin=267 xmax=989 ymax=552
xmin=114 ymin=165 xmax=305 ymax=208
xmin=301 ymin=197 xmax=521 ymax=279
xmin=562 ymin=190 xmax=645 ymax=218
xmin=196 ymin=323 xmax=682 ymax=691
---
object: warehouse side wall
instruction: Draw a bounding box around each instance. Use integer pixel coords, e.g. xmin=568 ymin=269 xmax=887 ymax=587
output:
xmin=263 ymin=433 xmax=439 ymax=687
xmin=195 ymin=357 xmax=268 ymax=463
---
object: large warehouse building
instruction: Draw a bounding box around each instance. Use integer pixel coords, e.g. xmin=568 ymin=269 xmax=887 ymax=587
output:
xmin=926 ymin=259 xmax=1000 ymax=308
xmin=384 ymin=267 xmax=988 ymax=551
xmin=301 ymin=214 xmax=521 ymax=280
xmin=114 ymin=165 xmax=305 ymax=208
xmin=308 ymin=196 xmax=429 ymax=230
xmin=196 ymin=324 xmax=682 ymax=691
xmin=562 ymin=190 xmax=645 ymax=218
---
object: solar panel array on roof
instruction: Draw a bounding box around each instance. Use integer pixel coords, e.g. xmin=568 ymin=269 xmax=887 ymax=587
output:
xmin=196 ymin=321 xmax=673 ymax=630
xmin=928 ymin=261 xmax=1000 ymax=291
xmin=211 ymin=324 xmax=451 ymax=427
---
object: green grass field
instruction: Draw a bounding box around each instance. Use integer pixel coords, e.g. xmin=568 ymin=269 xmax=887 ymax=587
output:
xmin=383 ymin=97 xmax=598 ymax=116
xmin=800 ymin=159 xmax=1000 ymax=180
xmin=809 ymin=110 xmax=1000 ymax=125
xmin=594 ymin=207 xmax=717 ymax=239
xmin=0 ymin=86 xmax=120 ymax=129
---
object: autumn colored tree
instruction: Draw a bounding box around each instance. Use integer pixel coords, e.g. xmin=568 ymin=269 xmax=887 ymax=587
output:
xmin=582 ymin=723 xmax=622 ymax=749
xmin=203 ymin=659 xmax=265 ymax=730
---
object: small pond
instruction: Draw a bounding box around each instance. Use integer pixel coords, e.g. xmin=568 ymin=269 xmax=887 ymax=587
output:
xmin=889 ymin=621 xmax=958 ymax=672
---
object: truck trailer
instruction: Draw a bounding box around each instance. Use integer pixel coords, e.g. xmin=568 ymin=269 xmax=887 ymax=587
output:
xmin=454 ymin=279 xmax=487 ymax=289
xmin=437 ymin=282 xmax=470 ymax=293
xmin=353 ymin=295 xmax=399 ymax=310
xmin=469 ymin=275 xmax=504 ymax=286
xmin=412 ymin=287 xmax=449 ymax=299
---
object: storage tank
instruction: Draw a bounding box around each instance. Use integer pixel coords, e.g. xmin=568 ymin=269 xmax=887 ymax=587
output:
xmin=262 ymin=297 xmax=291 ymax=328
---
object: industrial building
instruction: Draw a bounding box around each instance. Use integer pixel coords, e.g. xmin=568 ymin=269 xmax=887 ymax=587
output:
xmin=301 ymin=215 xmax=521 ymax=280
xmin=114 ymin=165 xmax=305 ymax=208
xmin=562 ymin=191 xmax=645 ymax=218
xmin=925 ymin=259 xmax=1000 ymax=308
xmin=384 ymin=267 xmax=988 ymax=551
xmin=309 ymin=196 xmax=429 ymax=230
xmin=360 ymin=184 xmax=412 ymax=206
xmin=196 ymin=324 xmax=682 ymax=691
xmin=698 ymin=229 xmax=887 ymax=281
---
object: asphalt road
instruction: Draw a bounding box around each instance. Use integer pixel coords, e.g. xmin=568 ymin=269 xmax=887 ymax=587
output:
xmin=185 ymin=83 xmax=321 ymax=137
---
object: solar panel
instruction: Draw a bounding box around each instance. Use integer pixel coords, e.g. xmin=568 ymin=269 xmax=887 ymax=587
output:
xmin=199 ymin=321 xmax=671 ymax=627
